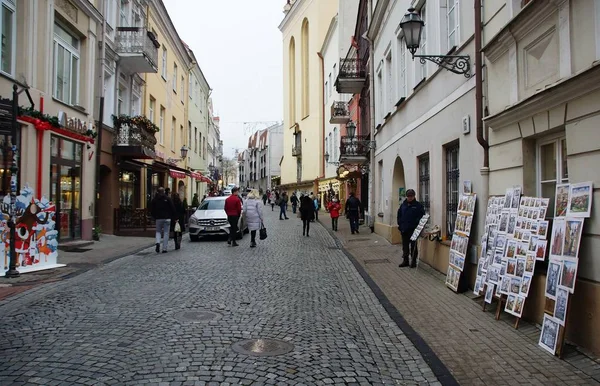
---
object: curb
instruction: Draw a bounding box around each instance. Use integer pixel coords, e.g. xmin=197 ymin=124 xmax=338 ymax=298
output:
xmin=319 ymin=219 xmax=459 ymax=386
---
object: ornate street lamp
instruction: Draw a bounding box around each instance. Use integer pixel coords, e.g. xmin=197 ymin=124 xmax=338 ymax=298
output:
xmin=180 ymin=145 xmax=189 ymax=159
xmin=346 ymin=120 xmax=357 ymax=139
xmin=400 ymin=8 xmax=471 ymax=77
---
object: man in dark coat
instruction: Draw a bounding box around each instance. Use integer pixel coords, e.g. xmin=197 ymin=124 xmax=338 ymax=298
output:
xmin=397 ymin=189 xmax=426 ymax=268
xmin=299 ymin=194 xmax=315 ymax=237
xmin=151 ymin=187 xmax=176 ymax=254
xmin=345 ymin=192 xmax=362 ymax=234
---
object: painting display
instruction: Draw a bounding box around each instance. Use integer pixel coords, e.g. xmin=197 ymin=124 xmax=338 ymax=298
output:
xmin=446 ymin=193 xmax=477 ymax=292
xmin=410 ymin=214 xmax=430 ymax=241
xmin=539 ymin=182 xmax=592 ymax=356
xmin=2 ymin=186 xmax=62 ymax=274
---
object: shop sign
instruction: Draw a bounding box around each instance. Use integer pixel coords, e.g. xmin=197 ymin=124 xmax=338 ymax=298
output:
xmin=1 ymin=185 xmax=64 ymax=275
xmin=57 ymin=110 xmax=94 ymax=136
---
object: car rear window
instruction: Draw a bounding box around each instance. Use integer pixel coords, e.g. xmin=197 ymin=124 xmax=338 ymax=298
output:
xmin=198 ymin=200 xmax=225 ymax=210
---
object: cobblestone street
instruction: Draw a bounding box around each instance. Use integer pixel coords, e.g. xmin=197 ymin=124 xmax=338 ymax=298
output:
xmin=0 ymin=209 xmax=445 ymax=385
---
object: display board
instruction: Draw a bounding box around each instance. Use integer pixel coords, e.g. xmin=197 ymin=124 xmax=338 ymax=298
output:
xmin=1 ymin=186 xmax=62 ymax=274
xmin=445 ymin=191 xmax=477 ymax=292
xmin=539 ymin=181 xmax=593 ymax=356
xmin=410 ymin=214 xmax=430 ymax=241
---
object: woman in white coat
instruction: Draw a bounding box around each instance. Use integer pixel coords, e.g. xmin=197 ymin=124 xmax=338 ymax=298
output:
xmin=244 ymin=189 xmax=264 ymax=247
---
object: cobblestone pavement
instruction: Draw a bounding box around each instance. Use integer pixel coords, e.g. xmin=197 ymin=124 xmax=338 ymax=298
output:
xmin=321 ymin=216 xmax=600 ymax=385
xmin=0 ymin=209 xmax=445 ymax=385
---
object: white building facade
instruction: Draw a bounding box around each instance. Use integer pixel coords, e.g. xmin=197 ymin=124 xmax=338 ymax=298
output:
xmin=369 ymin=0 xmax=486 ymax=271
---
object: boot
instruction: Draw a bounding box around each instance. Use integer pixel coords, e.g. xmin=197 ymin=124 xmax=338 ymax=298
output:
xmin=410 ymin=259 xmax=417 ymax=268
xmin=232 ymin=241 xmax=239 ymax=247
xmin=250 ymin=241 xmax=257 ymax=248
xmin=155 ymin=243 xmax=160 ymax=253
xmin=399 ymin=257 xmax=410 ymax=267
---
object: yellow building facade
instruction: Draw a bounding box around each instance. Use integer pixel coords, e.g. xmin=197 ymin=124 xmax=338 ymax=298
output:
xmin=143 ymin=1 xmax=191 ymax=199
xmin=279 ymin=0 xmax=338 ymax=192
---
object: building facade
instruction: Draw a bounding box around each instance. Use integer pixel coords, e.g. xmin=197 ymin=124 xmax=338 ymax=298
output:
xmin=1 ymin=0 xmax=103 ymax=242
xmin=483 ymin=0 xmax=600 ymax=355
xmin=240 ymin=123 xmax=284 ymax=193
xmin=369 ymin=0 xmax=486 ymax=269
xmin=279 ymin=0 xmax=338 ymax=193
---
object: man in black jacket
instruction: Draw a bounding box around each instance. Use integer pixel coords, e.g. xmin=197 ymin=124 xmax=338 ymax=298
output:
xmin=397 ymin=189 xmax=426 ymax=268
xmin=151 ymin=187 xmax=176 ymax=253
xmin=345 ymin=192 xmax=362 ymax=234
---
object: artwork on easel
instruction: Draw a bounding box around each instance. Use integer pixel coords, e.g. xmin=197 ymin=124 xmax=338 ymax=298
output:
xmin=446 ymin=192 xmax=477 ymax=292
xmin=538 ymin=182 xmax=592 ymax=357
xmin=410 ymin=213 xmax=430 ymax=241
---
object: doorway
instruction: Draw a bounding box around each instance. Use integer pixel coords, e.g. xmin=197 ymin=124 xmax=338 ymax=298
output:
xmin=50 ymin=136 xmax=83 ymax=241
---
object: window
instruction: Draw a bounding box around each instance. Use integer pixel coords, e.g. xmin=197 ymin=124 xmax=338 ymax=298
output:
xmin=378 ymin=160 xmax=384 ymax=212
xmin=159 ymin=107 xmax=165 ymax=144
xmin=119 ymin=0 xmax=129 ymax=27
xmin=173 ymin=64 xmax=178 ymax=91
xmin=376 ymin=68 xmax=383 ymax=122
xmin=1 ymin=1 xmax=15 ymax=76
xmin=418 ymin=153 xmax=431 ymax=214
xmin=448 ymin=0 xmax=459 ymax=48
xmin=117 ymin=86 xmax=123 ymax=116
xmin=289 ymin=37 xmax=296 ymax=122
xmin=328 ymin=73 xmax=332 ymax=96
xmin=180 ymin=124 xmax=184 ymax=152
xmin=324 ymin=81 xmax=328 ymax=104
xmin=538 ymin=136 xmax=568 ymax=217
xmin=419 ymin=6 xmax=427 ymax=80
xmin=333 ymin=64 xmax=337 ymax=85
xmin=398 ymin=36 xmax=407 ymax=97
xmin=181 ymin=76 xmax=184 ymax=102
xmin=333 ymin=128 xmax=338 ymax=161
xmin=445 ymin=142 xmax=460 ymax=236
xmin=328 ymin=133 xmax=332 ymax=161
xmin=301 ymin=19 xmax=309 ymax=117
xmin=161 ymin=47 xmax=167 ymax=79
xmin=194 ymin=127 xmax=198 ymax=153
xmin=171 ymin=117 xmax=176 ymax=151
xmin=149 ymin=97 xmax=155 ymax=123
xmin=203 ymin=137 xmax=206 ymax=159
xmin=198 ymin=132 xmax=202 ymax=157
xmin=189 ymin=75 xmax=193 ymax=100
xmin=385 ymin=50 xmax=393 ymax=111
xmin=53 ymin=22 xmax=80 ymax=105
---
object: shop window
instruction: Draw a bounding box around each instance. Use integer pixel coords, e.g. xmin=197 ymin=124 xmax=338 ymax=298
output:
xmin=1 ymin=0 xmax=16 ymax=76
xmin=537 ymin=135 xmax=568 ymax=217
xmin=0 ymin=134 xmax=18 ymax=200
xmin=119 ymin=171 xmax=139 ymax=208
xmin=445 ymin=142 xmax=460 ymax=237
xmin=419 ymin=153 xmax=430 ymax=214
xmin=53 ymin=22 xmax=80 ymax=106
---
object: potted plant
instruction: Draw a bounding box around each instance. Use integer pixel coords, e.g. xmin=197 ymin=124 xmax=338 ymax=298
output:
xmin=92 ymin=225 xmax=102 ymax=241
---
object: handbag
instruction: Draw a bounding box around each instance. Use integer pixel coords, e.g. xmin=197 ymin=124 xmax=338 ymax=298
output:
xmin=174 ymin=220 xmax=181 ymax=233
xmin=259 ymin=223 xmax=267 ymax=240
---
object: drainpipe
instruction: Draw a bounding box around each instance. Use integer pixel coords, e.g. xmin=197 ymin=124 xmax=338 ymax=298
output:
xmin=317 ymin=52 xmax=325 ymax=188
xmin=94 ymin=0 xmax=107 ymax=233
xmin=365 ymin=0 xmax=376 ymax=232
xmin=36 ymin=96 xmax=44 ymax=198
xmin=475 ymin=0 xmax=489 ymax=237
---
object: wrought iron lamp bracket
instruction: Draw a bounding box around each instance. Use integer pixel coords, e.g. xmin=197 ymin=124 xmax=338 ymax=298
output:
xmin=413 ymin=54 xmax=471 ymax=78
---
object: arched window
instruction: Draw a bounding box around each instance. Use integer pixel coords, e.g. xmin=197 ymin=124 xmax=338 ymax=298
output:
xmin=289 ymin=37 xmax=296 ymax=123
xmin=301 ymin=19 xmax=309 ymax=117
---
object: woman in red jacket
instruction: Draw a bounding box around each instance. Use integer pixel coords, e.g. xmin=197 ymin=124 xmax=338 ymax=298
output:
xmin=327 ymin=198 xmax=341 ymax=231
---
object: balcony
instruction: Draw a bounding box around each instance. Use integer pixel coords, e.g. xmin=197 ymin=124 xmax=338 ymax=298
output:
xmin=116 ymin=27 xmax=159 ymax=73
xmin=292 ymin=144 xmax=302 ymax=157
xmin=340 ymin=135 xmax=370 ymax=163
xmin=330 ymin=101 xmax=350 ymax=124
xmin=112 ymin=115 xmax=158 ymax=159
xmin=335 ymin=47 xmax=367 ymax=94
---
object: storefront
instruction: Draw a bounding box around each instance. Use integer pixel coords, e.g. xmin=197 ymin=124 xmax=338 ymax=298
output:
xmin=50 ymin=136 xmax=83 ymax=241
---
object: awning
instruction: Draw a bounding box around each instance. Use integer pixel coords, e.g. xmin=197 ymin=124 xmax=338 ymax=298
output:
xmin=190 ymin=171 xmax=203 ymax=180
xmin=201 ymin=176 xmax=212 ymax=183
xmin=169 ymin=169 xmax=187 ymax=179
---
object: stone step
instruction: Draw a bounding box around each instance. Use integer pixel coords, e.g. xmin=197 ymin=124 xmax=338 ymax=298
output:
xmin=57 ymin=240 xmax=94 ymax=252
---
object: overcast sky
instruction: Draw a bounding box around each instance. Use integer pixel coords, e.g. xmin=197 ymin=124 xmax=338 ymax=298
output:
xmin=163 ymin=0 xmax=284 ymax=159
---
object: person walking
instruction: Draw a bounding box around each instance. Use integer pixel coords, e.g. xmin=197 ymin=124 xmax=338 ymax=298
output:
xmin=270 ymin=191 xmax=276 ymax=211
xmin=299 ymin=194 xmax=314 ymax=236
xmin=262 ymin=192 xmax=268 ymax=206
xmin=150 ymin=187 xmax=176 ymax=253
xmin=224 ymin=187 xmax=242 ymax=247
xmin=290 ymin=192 xmax=299 ymax=214
xmin=244 ymin=189 xmax=264 ymax=248
xmin=397 ymin=189 xmax=426 ymax=268
xmin=279 ymin=192 xmax=289 ymax=220
xmin=171 ymin=192 xmax=187 ymax=250
xmin=313 ymin=194 xmax=320 ymax=221
xmin=345 ymin=192 xmax=362 ymax=234
xmin=327 ymin=198 xmax=341 ymax=231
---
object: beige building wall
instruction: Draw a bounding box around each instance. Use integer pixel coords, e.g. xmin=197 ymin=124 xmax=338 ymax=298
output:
xmin=484 ymin=0 xmax=600 ymax=355
xmin=279 ymin=0 xmax=338 ymax=188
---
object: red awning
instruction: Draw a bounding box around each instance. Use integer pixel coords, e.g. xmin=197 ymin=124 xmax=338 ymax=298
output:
xmin=169 ymin=169 xmax=187 ymax=179
xmin=190 ymin=171 xmax=203 ymax=180
xmin=201 ymin=176 xmax=212 ymax=183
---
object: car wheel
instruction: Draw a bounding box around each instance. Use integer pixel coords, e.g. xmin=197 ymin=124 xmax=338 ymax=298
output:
xmin=190 ymin=234 xmax=200 ymax=242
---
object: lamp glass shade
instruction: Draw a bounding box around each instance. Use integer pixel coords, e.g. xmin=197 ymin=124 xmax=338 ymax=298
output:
xmin=180 ymin=146 xmax=189 ymax=159
xmin=346 ymin=121 xmax=357 ymax=138
xmin=400 ymin=8 xmax=424 ymax=55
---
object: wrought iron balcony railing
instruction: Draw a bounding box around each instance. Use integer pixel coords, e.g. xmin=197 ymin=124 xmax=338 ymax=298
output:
xmin=330 ymin=101 xmax=350 ymax=124
xmin=336 ymin=46 xmax=367 ymax=94
xmin=115 ymin=27 xmax=159 ymax=72
xmin=113 ymin=119 xmax=158 ymax=159
xmin=340 ymin=135 xmax=370 ymax=158
xmin=292 ymin=144 xmax=302 ymax=157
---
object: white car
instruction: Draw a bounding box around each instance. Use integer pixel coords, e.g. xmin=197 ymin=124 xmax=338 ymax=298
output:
xmin=188 ymin=196 xmax=248 ymax=241
xmin=223 ymin=189 xmax=232 ymax=196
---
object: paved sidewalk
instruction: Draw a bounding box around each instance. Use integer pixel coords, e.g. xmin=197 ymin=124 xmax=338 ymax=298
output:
xmin=0 ymin=234 xmax=154 ymax=300
xmin=319 ymin=216 xmax=600 ymax=385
